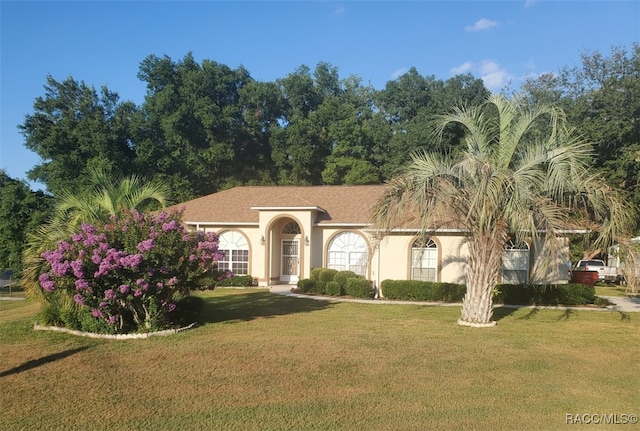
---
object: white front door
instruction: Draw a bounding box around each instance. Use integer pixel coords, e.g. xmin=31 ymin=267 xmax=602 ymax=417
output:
xmin=281 ymin=239 xmax=300 ymax=283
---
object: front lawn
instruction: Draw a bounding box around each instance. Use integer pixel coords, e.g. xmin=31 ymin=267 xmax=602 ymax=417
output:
xmin=595 ymin=284 xmax=629 ymax=297
xmin=1 ymin=289 xmax=638 ymax=430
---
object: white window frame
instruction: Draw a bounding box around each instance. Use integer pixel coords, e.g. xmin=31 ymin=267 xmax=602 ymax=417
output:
xmin=327 ymin=232 xmax=368 ymax=276
xmin=411 ymin=238 xmax=438 ymax=282
xmin=218 ymin=231 xmax=250 ymax=275
xmin=502 ymin=240 xmax=530 ymax=284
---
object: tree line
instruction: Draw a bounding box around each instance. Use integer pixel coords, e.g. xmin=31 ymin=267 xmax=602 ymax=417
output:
xmin=1 ymin=44 xmax=639 ymax=274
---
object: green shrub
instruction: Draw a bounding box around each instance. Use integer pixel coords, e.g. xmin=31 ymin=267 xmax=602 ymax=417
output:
xmin=493 ymin=283 xmax=596 ymax=305
xmin=169 ymin=296 xmax=205 ymax=326
xmin=77 ymin=307 xmax=116 ymax=334
xmin=318 ymin=268 xmax=339 ymax=283
xmin=40 ymin=301 xmax=64 ymax=327
xmin=314 ymin=280 xmax=327 ymax=294
xmin=334 ymin=271 xmax=360 ymax=290
xmin=310 ymin=268 xmax=323 ymax=281
xmin=59 ymin=304 xmax=82 ymax=330
xmin=345 ymin=278 xmax=374 ymax=298
xmin=297 ymin=278 xmax=316 ymax=293
xmin=216 ymin=275 xmax=254 ymax=287
xmin=380 ymin=280 xmax=466 ymax=302
xmin=325 ymin=281 xmax=343 ymax=296
xmin=594 ymin=296 xmax=614 ymax=307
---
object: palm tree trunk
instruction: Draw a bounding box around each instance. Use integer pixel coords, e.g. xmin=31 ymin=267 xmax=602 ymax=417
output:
xmin=458 ymin=230 xmax=505 ymax=327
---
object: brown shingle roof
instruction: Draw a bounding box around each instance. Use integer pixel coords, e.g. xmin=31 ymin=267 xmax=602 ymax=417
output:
xmin=171 ymin=185 xmax=388 ymax=225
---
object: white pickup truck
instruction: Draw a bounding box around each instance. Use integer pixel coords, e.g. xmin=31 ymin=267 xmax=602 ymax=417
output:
xmin=573 ymin=259 xmax=619 ymax=283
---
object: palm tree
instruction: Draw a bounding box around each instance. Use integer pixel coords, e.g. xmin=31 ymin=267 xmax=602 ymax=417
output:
xmin=22 ymin=168 xmax=169 ymax=301
xmin=373 ymin=94 xmax=634 ymax=327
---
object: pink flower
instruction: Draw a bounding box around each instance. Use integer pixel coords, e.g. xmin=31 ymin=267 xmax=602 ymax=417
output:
xmin=119 ymin=284 xmax=130 ymax=294
xmin=137 ymin=239 xmax=155 ymax=253
xmin=121 ymin=253 xmax=142 ymax=269
xmin=162 ymin=220 xmax=177 ymax=232
xmin=70 ymin=259 xmax=84 ymax=278
xmin=39 ymin=273 xmax=56 ymax=292
xmin=73 ymin=294 xmax=84 ymax=305
xmin=75 ymin=279 xmax=89 ymax=291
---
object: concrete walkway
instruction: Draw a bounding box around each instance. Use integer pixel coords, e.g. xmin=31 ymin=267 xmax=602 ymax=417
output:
xmin=269 ymin=285 xmax=640 ymax=313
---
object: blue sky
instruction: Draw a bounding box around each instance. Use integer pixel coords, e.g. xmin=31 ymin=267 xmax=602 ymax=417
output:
xmin=1 ymin=0 xmax=639 ymax=190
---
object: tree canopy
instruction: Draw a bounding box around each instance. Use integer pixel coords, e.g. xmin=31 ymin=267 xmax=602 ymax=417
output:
xmin=521 ymin=43 xmax=640 ymax=224
xmin=0 ymin=170 xmax=51 ymax=274
xmin=18 ymin=53 xmax=493 ymax=200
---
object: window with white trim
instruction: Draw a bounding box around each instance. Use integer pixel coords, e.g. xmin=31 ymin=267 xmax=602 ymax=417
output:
xmin=218 ymin=231 xmax=249 ymax=275
xmin=411 ymin=238 xmax=438 ymax=282
xmin=327 ymin=232 xmax=368 ymax=276
xmin=281 ymin=221 xmax=301 ymax=235
xmin=502 ymin=240 xmax=529 ymax=284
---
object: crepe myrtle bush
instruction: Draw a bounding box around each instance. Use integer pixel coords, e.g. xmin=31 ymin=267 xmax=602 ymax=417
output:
xmin=39 ymin=209 xmax=230 ymax=333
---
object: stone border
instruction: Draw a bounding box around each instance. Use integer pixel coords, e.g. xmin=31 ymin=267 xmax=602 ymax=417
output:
xmin=33 ymin=322 xmax=198 ymax=340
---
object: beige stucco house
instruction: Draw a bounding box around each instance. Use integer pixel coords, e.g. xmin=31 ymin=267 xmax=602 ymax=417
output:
xmin=175 ymin=185 xmax=571 ymax=292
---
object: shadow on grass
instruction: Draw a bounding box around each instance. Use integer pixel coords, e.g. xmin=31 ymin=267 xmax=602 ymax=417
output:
xmin=616 ymin=310 xmax=631 ymax=322
xmin=0 ymin=346 xmax=89 ymax=378
xmin=200 ymin=291 xmax=333 ymax=324
xmin=492 ymin=306 xmax=519 ymax=321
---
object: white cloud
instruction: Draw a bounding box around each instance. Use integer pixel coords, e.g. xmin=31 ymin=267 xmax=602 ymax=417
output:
xmin=390 ymin=67 xmax=408 ymax=80
xmin=332 ymin=4 xmax=346 ymax=15
xmin=479 ymin=60 xmax=513 ymax=92
xmin=450 ymin=61 xmax=473 ymax=75
xmin=465 ymin=18 xmax=498 ymax=32
xmin=524 ymin=0 xmax=538 ymax=8
xmin=449 ymin=60 xmax=513 ymax=92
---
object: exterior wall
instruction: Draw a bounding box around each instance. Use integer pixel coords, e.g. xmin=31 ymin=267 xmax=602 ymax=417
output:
xmin=190 ymin=218 xmax=570 ymax=289
xmin=373 ymin=232 xmax=469 ymax=288
xmin=194 ymin=224 xmax=263 ymax=283
xmin=530 ymin=236 xmax=571 ymax=284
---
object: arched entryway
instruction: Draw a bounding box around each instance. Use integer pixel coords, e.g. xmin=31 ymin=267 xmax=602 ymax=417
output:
xmin=280 ymin=221 xmax=301 ymax=282
xmin=265 ymin=217 xmax=305 ymax=284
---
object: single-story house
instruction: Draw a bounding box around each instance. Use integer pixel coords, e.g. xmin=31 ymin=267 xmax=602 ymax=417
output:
xmin=174 ymin=185 xmax=571 ymax=292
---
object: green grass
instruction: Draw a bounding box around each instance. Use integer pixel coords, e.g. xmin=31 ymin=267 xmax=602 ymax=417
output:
xmin=595 ymin=284 xmax=628 ymax=297
xmin=0 ymin=283 xmax=25 ymax=299
xmin=1 ymin=289 xmax=639 ymax=430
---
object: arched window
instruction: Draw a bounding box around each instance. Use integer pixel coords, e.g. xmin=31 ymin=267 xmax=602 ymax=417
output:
xmin=327 ymin=232 xmax=368 ymax=276
xmin=218 ymin=231 xmax=249 ymax=275
xmin=281 ymin=221 xmax=301 ymax=235
xmin=502 ymin=240 xmax=529 ymax=284
xmin=411 ymin=238 xmax=438 ymax=282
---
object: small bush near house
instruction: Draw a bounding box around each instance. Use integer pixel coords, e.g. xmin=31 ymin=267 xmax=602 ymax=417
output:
xmin=310 ymin=268 xmax=323 ymax=281
xmin=381 ymin=280 xmax=466 ymax=302
xmin=297 ymin=278 xmax=316 ymax=293
xmin=345 ymin=278 xmax=375 ymax=298
xmin=494 ymin=283 xmax=596 ymax=306
xmin=325 ymin=281 xmax=343 ymax=296
xmin=215 ymin=275 xmax=254 ymax=288
xmin=318 ymin=268 xmax=339 ymax=283
xmin=334 ymin=270 xmax=360 ymax=289
xmin=314 ymin=280 xmax=327 ymax=294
